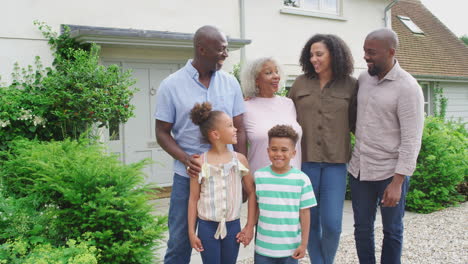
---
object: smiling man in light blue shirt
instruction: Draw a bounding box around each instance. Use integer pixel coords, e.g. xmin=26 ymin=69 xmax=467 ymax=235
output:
xmin=154 ymin=25 xmax=246 ymax=264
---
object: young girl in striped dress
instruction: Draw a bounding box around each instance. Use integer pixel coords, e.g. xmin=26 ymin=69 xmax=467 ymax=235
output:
xmin=188 ymin=102 xmax=256 ymax=264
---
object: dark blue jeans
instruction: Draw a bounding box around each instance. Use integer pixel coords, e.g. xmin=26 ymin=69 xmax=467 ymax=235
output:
xmin=164 ymin=174 xmax=192 ymax=264
xmin=254 ymin=252 xmax=298 ymax=264
xmin=349 ymin=174 xmax=410 ymax=264
xmin=198 ymin=218 xmax=240 ymax=264
xmin=301 ymin=162 xmax=347 ymax=264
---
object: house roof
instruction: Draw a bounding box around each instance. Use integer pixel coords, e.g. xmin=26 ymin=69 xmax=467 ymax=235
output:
xmin=392 ymin=0 xmax=468 ymax=79
xmin=65 ymin=25 xmax=251 ymax=51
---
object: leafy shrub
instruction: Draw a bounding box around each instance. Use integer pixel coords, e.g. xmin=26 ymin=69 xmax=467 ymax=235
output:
xmin=0 ymin=238 xmax=98 ymax=264
xmin=38 ymin=44 xmax=136 ymax=139
xmin=0 ymin=139 xmax=168 ymax=263
xmin=0 ymin=22 xmax=136 ymax=151
xmin=406 ymin=116 xmax=467 ymax=213
xmin=0 ymin=195 xmax=60 ymax=245
xmin=0 ymin=78 xmax=50 ymax=152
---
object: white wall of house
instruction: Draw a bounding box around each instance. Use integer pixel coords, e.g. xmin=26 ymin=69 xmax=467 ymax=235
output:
xmin=442 ymin=82 xmax=468 ymax=124
xmin=1 ymin=0 xmax=392 ymax=84
xmin=0 ymin=0 xmax=242 ymax=83
xmin=243 ymin=0 xmax=389 ymax=80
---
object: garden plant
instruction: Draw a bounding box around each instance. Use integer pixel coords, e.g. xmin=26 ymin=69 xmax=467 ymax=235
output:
xmin=0 ymin=22 xmax=168 ymax=263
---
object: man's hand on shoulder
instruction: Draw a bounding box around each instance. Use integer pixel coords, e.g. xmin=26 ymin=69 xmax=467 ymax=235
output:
xmin=186 ymin=154 xmax=202 ymax=178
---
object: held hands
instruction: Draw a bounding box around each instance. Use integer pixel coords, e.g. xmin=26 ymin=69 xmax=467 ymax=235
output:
xmin=189 ymin=233 xmax=204 ymax=252
xmin=186 ymin=154 xmax=202 ymax=178
xmin=236 ymin=225 xmax=254 ymax=247
xmin=291 ymin=244 xmax=306 ymax=259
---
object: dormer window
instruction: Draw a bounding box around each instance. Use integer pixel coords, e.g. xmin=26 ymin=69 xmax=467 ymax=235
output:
xmin=398 ymin=16 xmax=424 ymax=35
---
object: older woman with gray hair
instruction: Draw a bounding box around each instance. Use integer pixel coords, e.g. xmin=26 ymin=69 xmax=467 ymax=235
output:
xmin=242 ymin=57 xmax=303 ymax=174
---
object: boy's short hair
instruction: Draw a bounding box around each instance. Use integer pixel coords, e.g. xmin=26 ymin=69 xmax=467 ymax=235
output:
xmin=268 ymin=125 xmax=299 ymax=145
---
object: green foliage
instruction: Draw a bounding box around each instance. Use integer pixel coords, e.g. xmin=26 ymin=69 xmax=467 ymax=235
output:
xmin=460 ymin=35 xmax=468 ymax=46
xmin=432 ymin=82 xmax=447 ymax=119
xmin=275 ymin=87 xmax=289 ymax=97
xmin=0 ymin=139 xmax=168 ymax=263
xmin=0 ymin=72 xmax=50 ymax=151
xmin=0 ymin=22 xmax=136 ymax=150
xmin=406 ymin=116 xmax=467 ymax=213
xmin=40 ymin=44 xmax=135 ymax=139
xmin=34 ymin=21 xmax=92 ymax=66
xmin=345 ymin=134 xmax=355 ymax=200
xmin=0 ymin=238 xmax=98 ymax=264
xmin=231 ymin=63 xmax=241 ymax=84
xmin=284 ymin=0 xmax=299 ymax=7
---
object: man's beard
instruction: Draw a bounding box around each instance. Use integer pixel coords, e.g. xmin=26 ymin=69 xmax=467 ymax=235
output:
xmin=367 ymin=62 xmax=382 ymax=76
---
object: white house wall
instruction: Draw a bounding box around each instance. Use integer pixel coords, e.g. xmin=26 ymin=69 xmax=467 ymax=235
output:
xmin=442 ymin=82 xmax=468 ymax=124
xmin=243 ymin=0 xmax=389 ymax=79
xmin=0 ymin=0 xmax=242 ymax=83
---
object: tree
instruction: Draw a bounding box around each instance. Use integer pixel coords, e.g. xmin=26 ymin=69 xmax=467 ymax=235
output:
xmin=460 ymin=35 xmax=468 ymax=46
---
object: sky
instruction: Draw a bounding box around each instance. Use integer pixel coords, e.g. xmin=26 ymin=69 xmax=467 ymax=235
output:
xmin=420 ymin=0 xmax=468 ymax=37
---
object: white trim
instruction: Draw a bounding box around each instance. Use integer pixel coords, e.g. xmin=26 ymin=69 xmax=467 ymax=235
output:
xmin=420 ymin=81 xmax=431 ymax=115
xmin=68 ymin=25 xmax=251 ymax=51
xmin=101 ymin=58 xmax=185 ymax=66
xmin=415 ymin=77 xmax=468 ymax=84
xmin=74 ymin=35 xmax=195 ymax=49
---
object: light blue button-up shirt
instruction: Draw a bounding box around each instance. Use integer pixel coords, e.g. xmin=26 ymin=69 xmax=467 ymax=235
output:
xmin=154 ymin=60 xmax=245 ymax=178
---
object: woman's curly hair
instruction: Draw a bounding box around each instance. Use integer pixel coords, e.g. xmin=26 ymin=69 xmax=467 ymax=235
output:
xmin=190 ymin=102 xmax=223 ymax=143
xmin=299 ymin=34 xmax=354 ymax=80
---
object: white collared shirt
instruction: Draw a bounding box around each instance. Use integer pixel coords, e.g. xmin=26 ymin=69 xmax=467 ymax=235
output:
xmin=348 ymin=61 xmax=424 ymax=181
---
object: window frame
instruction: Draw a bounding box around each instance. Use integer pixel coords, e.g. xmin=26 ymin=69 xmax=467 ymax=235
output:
xmin=281 ymin=0 xmax=345 ymax=21
xmin=419 ymin=81 xmax=433 ymax=115
xmin=397 ymin=15 xmax=424 ymax=35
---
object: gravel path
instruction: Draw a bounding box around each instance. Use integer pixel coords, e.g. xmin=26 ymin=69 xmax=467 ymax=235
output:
xmin=238 ymin=202 xmax=468 ymax=264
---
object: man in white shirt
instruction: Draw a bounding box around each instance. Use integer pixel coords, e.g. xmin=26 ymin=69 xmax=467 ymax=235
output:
xmin=348 ymin=28 xmax=424 ymax=264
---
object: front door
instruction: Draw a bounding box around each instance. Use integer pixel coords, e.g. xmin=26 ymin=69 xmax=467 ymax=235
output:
xmin=105 ymin=61 xmax=181 ymax=186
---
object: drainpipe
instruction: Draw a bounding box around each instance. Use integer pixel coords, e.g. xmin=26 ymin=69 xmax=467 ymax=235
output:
xmin=384 ymin=0 xmax=399 ymax=27
xmin=239 ymin=0 xmax=246 ymax=65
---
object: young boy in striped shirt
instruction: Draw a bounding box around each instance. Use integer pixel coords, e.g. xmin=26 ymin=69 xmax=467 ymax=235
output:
xmin=254 ymin=125 xmax=317 ymax=264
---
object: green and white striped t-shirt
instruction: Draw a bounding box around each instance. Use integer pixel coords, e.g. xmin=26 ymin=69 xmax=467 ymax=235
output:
xmin=254 ymin=166 xmax=317 ymax=258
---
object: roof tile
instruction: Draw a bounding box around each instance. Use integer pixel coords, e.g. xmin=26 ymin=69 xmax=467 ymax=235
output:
xmin=393 ymin=1 xmax=468 ymax=78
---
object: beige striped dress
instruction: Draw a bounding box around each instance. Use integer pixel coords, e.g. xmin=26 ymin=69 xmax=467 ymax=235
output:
xmin=197 ymin=151 xmax=249 ymax=239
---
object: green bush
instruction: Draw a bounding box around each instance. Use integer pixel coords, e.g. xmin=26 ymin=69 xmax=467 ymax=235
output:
xmin=0 ymin=139 xmax=167 ymax=263
xmin=0 ymin=238 xmax=98 ymax=264
xmin=406 ymin=116 xmax=467 ymax=213
xmin=0 ymin=22 xmax=136 ymax=151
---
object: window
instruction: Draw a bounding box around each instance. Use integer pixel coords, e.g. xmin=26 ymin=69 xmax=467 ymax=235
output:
xmin=284 ymin=0 xmax=339 ymax=14
xmin=109 ymin=120 xmax=120 ymax=141
xmin=420 ymin=82 xmax=432 ymax=115
xmin=398 ymin=16 xmax=424 ymax=35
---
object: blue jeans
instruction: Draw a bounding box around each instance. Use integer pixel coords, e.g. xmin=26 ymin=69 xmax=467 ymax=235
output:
xmin=349 ymin=174 xmax=410 ymax=264
xmin=164 ymin=174 xmax=192 ymax=264
xmin=198 ymin=218 xmax=240 ymax=264
xmin=254 ymin=253 xmax=298 ymax=264
xmin=301 ymin=162 xmax=347 ymax=264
